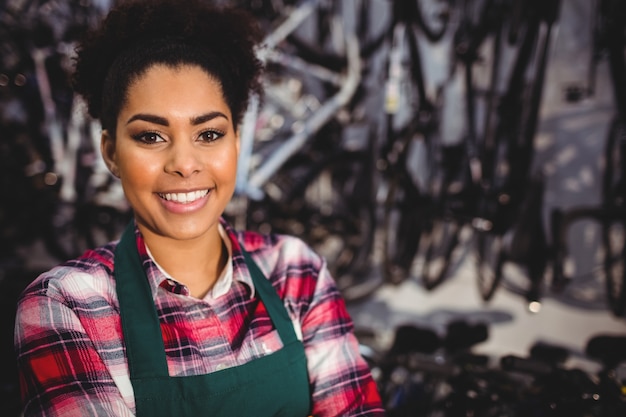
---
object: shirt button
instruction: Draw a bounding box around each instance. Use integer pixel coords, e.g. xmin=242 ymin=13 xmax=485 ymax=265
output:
xmin=215 ymin=363 xmax=227 ymax=371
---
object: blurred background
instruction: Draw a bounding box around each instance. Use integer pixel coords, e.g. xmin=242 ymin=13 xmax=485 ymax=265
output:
xmin=1 ymin=0 xmax=625 ymax=415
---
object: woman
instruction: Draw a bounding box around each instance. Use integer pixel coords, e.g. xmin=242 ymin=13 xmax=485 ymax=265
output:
xmin=14 ymin=0 xmax=385 ymax=415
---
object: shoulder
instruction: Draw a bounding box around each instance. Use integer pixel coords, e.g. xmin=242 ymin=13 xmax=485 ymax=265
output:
xmin=230 ymin=226 xmax=338 ymax=309
xmin=236 ymin=228 xmax=325 ymax=277
xmin=18 ymin=242 xmax=118 ymax=306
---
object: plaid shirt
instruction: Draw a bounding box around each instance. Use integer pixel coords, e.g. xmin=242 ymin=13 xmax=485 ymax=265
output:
xmin=15 ymin=218 xmax=384 ymax=416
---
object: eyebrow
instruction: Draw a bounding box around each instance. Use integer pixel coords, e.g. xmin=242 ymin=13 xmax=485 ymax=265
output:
xmin=126 ymin=111 xmax=229 ymax=126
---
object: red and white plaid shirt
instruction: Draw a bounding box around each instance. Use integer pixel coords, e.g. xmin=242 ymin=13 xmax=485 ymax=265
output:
xmin=15 ymin=218 xmax=384 ymax=416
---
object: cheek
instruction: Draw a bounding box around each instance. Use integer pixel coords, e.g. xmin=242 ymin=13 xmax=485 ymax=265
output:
xmin=118 ymin=151 xmax=159 ymax=186
xmin=212 ymin=147 xmax=239 ymax=180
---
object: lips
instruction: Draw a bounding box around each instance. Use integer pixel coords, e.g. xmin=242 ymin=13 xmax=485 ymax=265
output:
xmin=158 ymin=189 xmax=209 ymax=204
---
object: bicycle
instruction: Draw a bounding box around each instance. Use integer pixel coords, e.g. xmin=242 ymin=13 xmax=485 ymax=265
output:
xmin=225 ymin=0 xmax=391 ymax=302
xmin=418 ymin=0 xmax=512 ymax=292
xmin=377 ymin=0 xmax=454 ymax=286
xmin=419 ymin=0 xmax=561 ymax=302
xmin=516 ymin=0 xmax=626 ymax=317
xmin=361 ymin=321 xmax=626 ymax=416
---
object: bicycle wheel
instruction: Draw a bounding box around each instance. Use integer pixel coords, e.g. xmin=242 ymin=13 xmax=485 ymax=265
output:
xmin=420 ymin=215 xmax=461 ymax=290
xmin=602 ymin=220 xmax=626 ymax=316
xmin=418 ymin=140 xmax=471 ymax=291
xmin=382 ymin=173 xmax=424 ymax=285
xmin=473 ymin=0 xmax=555 ymax=266
xmin=475 ymin=229 xmax=506 ymax=301
xmin=601 ymin=117 xmax=626 ymax=316
xmin=325 ymin=145 xmax=381 ymax=303
xmin=601 ymin=0 xmax=626 ymax=316
xmin=606 ymin=0 xmax=626 ymax=121
xmin=284 ymin=0 xmax=388 ymax=72
xmin=407 ymin=0 xmax=451 ymax=43
xmin=381 ymin=14 xmax=436 ymax=284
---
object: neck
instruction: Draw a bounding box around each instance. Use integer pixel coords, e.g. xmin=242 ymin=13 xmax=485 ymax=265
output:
xmin=141 ymin=226 xmax=227 ymax=298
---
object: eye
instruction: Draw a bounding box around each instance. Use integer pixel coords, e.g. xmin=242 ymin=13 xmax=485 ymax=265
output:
xmin=200 ymin=129 xmax=225 ymax=143
xmin=131 ymin=131 xmax=165 ymax=144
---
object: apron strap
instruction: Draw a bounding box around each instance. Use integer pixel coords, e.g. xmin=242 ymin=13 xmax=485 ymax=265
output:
xmin=239 ymin=246 xmax=299 ymax=345
xmin=115 ymin=222 xmax=169 ymax=379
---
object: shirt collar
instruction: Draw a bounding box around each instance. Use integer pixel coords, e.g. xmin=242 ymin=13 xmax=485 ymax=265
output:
xmin=135 ymin=218 xmax=256 ymax=300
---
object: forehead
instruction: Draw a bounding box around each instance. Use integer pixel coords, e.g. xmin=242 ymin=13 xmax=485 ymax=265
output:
xmin=124 ymin=64 xmax=230 ymax=116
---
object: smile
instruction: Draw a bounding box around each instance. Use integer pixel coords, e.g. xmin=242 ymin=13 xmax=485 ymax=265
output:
xmin=158 ymin=190 xmax=209 ymax=204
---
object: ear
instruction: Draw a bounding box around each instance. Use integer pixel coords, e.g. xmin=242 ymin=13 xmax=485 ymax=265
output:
xmin=235 ymin=129 xmax=240 ymax=158
xmin=101 ymin=130 xmax=120 ymax=178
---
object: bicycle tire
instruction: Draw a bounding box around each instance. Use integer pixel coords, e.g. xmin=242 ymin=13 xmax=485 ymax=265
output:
xmin=417 ymin=141 xmax=466 ymax=291
xmin=601 ymin=117 xmax=626 ymax=316
xmin=442 ymin=0 xmax=507 ymax=224
xmin=380 ymin=14 xmax=436 ymax=285
xmin=330 ymin=137 xmax=382 ymax=303
xmin=476 ymin=0 xmax=553 ymax=236
xmin=406 ymin=0 xmax=451 ymax=43
xmin=420 ymin=215 xmax=461 ymax=290
xmin=601 ymin=0 xmax=626 ymax=316
xmin=606 ymin=0 xmax=626 ymax=121
xmin=382 ymin=174 xmax=424 ymax=285
xmin=475 ymin=230 xmax=506 ymax=301
xmin=284 ymin=0 xmax=388 ymax=73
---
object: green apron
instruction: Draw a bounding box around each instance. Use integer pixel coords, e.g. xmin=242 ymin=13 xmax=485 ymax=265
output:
xmin=114 ymin=223 xmax=312 ymax=416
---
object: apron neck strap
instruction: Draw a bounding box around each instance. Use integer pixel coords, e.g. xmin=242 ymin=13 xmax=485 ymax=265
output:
xmin=115 ymin=222 xmax=169 ymax=378
xmin=238 ymin=246 xmax=298 ymax=345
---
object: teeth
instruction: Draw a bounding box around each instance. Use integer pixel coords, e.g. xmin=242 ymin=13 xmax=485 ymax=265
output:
xmin=160 ymin=190 xmax=208 ymax=204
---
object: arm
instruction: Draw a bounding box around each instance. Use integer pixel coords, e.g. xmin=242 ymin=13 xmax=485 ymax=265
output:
xmin=15 ymin=292 xmax=134 ymax=417
xmin=300 ymin=262 xmax=385 ymax=416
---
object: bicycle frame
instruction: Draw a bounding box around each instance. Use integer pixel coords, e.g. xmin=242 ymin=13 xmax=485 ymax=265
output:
xmin=234 ymin=0 xmax=362 ymax=202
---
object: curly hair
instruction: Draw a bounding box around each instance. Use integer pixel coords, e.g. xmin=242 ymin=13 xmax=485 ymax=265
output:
xmin=71 ymin=0 xmax=264 ymax=134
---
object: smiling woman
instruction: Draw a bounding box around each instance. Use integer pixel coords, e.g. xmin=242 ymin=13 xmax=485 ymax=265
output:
xmin=103 ymin=65 xmax=238 ymax=259
xmin=103 ymin=64 xmax=239 ymax=297
xmin=12 ymin=1 xmax=384 ymax=416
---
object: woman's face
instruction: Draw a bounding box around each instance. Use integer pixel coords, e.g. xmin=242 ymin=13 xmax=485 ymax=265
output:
xmin=102 ymin=64 xmax=239 ymax=243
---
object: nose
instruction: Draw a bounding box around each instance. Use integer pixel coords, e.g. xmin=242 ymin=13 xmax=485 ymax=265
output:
xmin=164 ymin=140 xmax=201 ymax=178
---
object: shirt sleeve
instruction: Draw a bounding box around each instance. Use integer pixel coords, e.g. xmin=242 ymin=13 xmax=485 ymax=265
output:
xmin=15 ymin=290 xmax=134 ymax=417
xmin=299 ymin=259 xmax=385 ymax=416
